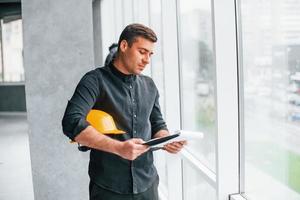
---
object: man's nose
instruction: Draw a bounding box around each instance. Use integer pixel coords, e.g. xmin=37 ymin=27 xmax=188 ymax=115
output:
xmin=143 ymin=54 xmax=150 ymax=64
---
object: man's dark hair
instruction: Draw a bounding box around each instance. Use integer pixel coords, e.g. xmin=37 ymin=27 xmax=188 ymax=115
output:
xmin=117 ymin=23 xmax=157 ymax=51
xmin=104 ymin=43 xmax=118 ymax=66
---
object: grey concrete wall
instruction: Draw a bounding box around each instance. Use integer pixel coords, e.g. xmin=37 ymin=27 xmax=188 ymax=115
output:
xmin=22 ymin=0 xmax=95 ymax=199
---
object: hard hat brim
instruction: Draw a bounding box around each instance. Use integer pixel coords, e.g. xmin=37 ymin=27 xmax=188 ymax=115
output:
xmin=102 ymin=129 xmax=126 ymax=134
xmin=86 ymin=109 xmax=126 ymax=135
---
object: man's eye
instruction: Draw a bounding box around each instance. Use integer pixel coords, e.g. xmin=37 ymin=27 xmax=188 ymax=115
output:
xmin=139 ymin=50 xmax=146 ymax=54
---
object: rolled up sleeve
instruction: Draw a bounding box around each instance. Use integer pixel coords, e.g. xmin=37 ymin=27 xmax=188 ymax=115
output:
xmin=62 ymin=70 xmax=101 ymax=141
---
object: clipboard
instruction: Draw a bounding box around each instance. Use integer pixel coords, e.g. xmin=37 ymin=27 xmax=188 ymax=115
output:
xmin=143 ymin=133 xmax=180 ymax=146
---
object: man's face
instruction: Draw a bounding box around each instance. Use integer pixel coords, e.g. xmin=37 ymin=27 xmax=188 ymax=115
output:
xmin=119 ymin=36 xmax=154 ymax=75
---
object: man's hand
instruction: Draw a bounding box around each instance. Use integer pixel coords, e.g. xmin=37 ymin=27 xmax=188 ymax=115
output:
xmin=163 ymin=140 xmax=187 ymax=154
xmin=117 ymin=138 xmax=150 ymax=160
xmin=153 ymin=130 xmax=187 ymax=154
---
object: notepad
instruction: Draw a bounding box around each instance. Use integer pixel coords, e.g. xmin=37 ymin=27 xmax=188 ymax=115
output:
xmin=143 ymin=133 xmax=180 ymax=146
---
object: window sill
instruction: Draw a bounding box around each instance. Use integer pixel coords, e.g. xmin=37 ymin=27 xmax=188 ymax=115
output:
xmin=230 ymin=194 xmax=247 ymax=200
xmin=179 ymin=148 xmax=216 ymax=188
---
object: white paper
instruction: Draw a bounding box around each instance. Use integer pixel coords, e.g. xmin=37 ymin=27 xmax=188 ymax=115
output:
xmin=152 ymin=130 xmax=204 ymax=147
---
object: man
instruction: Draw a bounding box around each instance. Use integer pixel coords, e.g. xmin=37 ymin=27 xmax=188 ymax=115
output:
xmin=62 ymin=23 xmax=186 ymax=200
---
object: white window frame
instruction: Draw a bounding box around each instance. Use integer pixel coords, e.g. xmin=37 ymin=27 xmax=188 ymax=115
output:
xmin=168 ymin=0 xmax=240 ymax=199
xmin=230 ymin=194 xmax=248 ymax=200
xmin=213 ymin=0 xmax=240 ymax=198
xmin=161 ymin=0 xmax=241 ymax=199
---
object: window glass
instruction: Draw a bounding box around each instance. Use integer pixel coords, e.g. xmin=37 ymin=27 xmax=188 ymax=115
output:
xmin=101 ymin=0 xmax=117 ymax=61
xmin=123 ymin=0 xmax=134 ymax=25
xmin=178 ymin=0 xmax=216 ymax=171
xmin=132 ymin=0 xmax=152 ymax=76
xmin=114 ymin=0 xmax=124 ymax=39
xmin=239 ymin=0 xmax=300 ymax=199
xmin=149 ymin=0 xmax=168 ymax=197
xmin=149 ymin=0 xmax=165 ymax=114
xmin=1 ymin=18 xmax=24 ymax=82
xmin=132 ymin=0 xmax=149 ymax=26
xmin=183 ymin=160 xmax=216 ymax=200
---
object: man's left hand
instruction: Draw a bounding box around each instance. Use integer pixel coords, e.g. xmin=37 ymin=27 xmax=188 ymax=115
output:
xmin=163 ymin=140 xmax=187 ymax=154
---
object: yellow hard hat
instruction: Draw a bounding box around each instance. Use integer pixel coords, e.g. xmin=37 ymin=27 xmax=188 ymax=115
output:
xmin=86 ymin=109 xmax=125 ymax=134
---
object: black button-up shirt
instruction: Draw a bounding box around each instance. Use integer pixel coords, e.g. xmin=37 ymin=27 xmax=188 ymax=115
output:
xmin=62 ymin=63 xmax=168 ymax=194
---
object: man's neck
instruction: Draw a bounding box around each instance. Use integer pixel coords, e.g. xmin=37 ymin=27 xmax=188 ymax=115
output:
xmin=113 ymin=57 xmax=131 ymax=75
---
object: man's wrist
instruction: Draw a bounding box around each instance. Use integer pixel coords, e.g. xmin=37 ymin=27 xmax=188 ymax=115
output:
xmin=153 ymin=130 xmax=170 ymax=138
xmin=111 ymin=140 xmax=123 ymax=156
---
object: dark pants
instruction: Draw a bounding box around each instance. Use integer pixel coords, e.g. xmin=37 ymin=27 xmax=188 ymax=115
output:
xmin=89 ymin=178 xmax=159 ymax=200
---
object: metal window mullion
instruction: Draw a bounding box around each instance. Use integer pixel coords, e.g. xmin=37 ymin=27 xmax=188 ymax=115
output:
xmin=213 ymin=0 xmax=240 ymax=199
xmin=174 ymin=0 xmax=184 ymax=131
xmin=174 ymin=1 xmax=191 ymax=199
xmin=147 ymin=0 xmax=151 ymax=26
xmin=148 ymin=0 xmax=154 ymax=78
xmin=234 ymin=0 xmax=246 ymax=194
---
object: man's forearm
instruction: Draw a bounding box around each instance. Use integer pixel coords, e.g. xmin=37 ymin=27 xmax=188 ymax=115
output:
xmin=153 ymin=129 xmax=169 ymax=138
xmin=74 ymin=126 xmax=123 ymax=156
xmin=74 ymin=126 xmax=149 ymax=160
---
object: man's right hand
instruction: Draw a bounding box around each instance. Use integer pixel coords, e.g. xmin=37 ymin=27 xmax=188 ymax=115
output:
xmin=117 ymin=138 xmax=150 ymax=160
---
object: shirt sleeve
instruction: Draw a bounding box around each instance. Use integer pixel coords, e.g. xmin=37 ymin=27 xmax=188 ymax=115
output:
xmin=62 ymin=70 xmax=101 ymax=141
xmin=150 ymin=88 xmax=168 ymax=137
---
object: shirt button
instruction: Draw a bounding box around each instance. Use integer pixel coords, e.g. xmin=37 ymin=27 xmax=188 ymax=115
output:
xmin=132 ymin=99 xmax=135 ymax=102
xmin=129 ymin=85 xmax=132 ymax=89
xmin=134 ymin=114 xmax=137 ymax=118
xmin=133 ymin=130 xmax=136 ymax=134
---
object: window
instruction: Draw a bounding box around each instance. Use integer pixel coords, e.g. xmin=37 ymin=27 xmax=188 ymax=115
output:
xmin=123 ymin=0 xmax=134 ymax=26
xmin=149 ymin=0 xmax=169 ymax=198
xmin=0 ymin=17 xmax=24 ymax=83
xmin=178 ymin=0 xmax=216 ymax=171
xmin=100 ymin=0 xmax=118 ymax=61
xmin=132 ymin=0 xmax=149 ymax=26
xmin=132 ymin=0 xmax=152 ymax=76
xmin=183 ymin=160 xmax=216 ymax=200
xmin=114 ymin=0 xmax=124 ymax=38
xmin=239 ymin=0 xmax=300 ymax=199
xmin=150 ymin=0 xmax=165 ymax=113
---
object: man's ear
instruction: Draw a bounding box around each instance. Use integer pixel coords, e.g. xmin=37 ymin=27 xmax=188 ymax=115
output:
xmin=119 ymin=40 xmax=128 ymax=52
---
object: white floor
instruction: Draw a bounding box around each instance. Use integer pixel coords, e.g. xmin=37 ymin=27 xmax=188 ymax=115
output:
xmin=0 ymin=113 xmax=34 ymax=200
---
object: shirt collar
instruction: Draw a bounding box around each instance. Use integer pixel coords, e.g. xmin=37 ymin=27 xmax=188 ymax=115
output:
xmin=109 ymin=62 xmax=136 ymax=83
